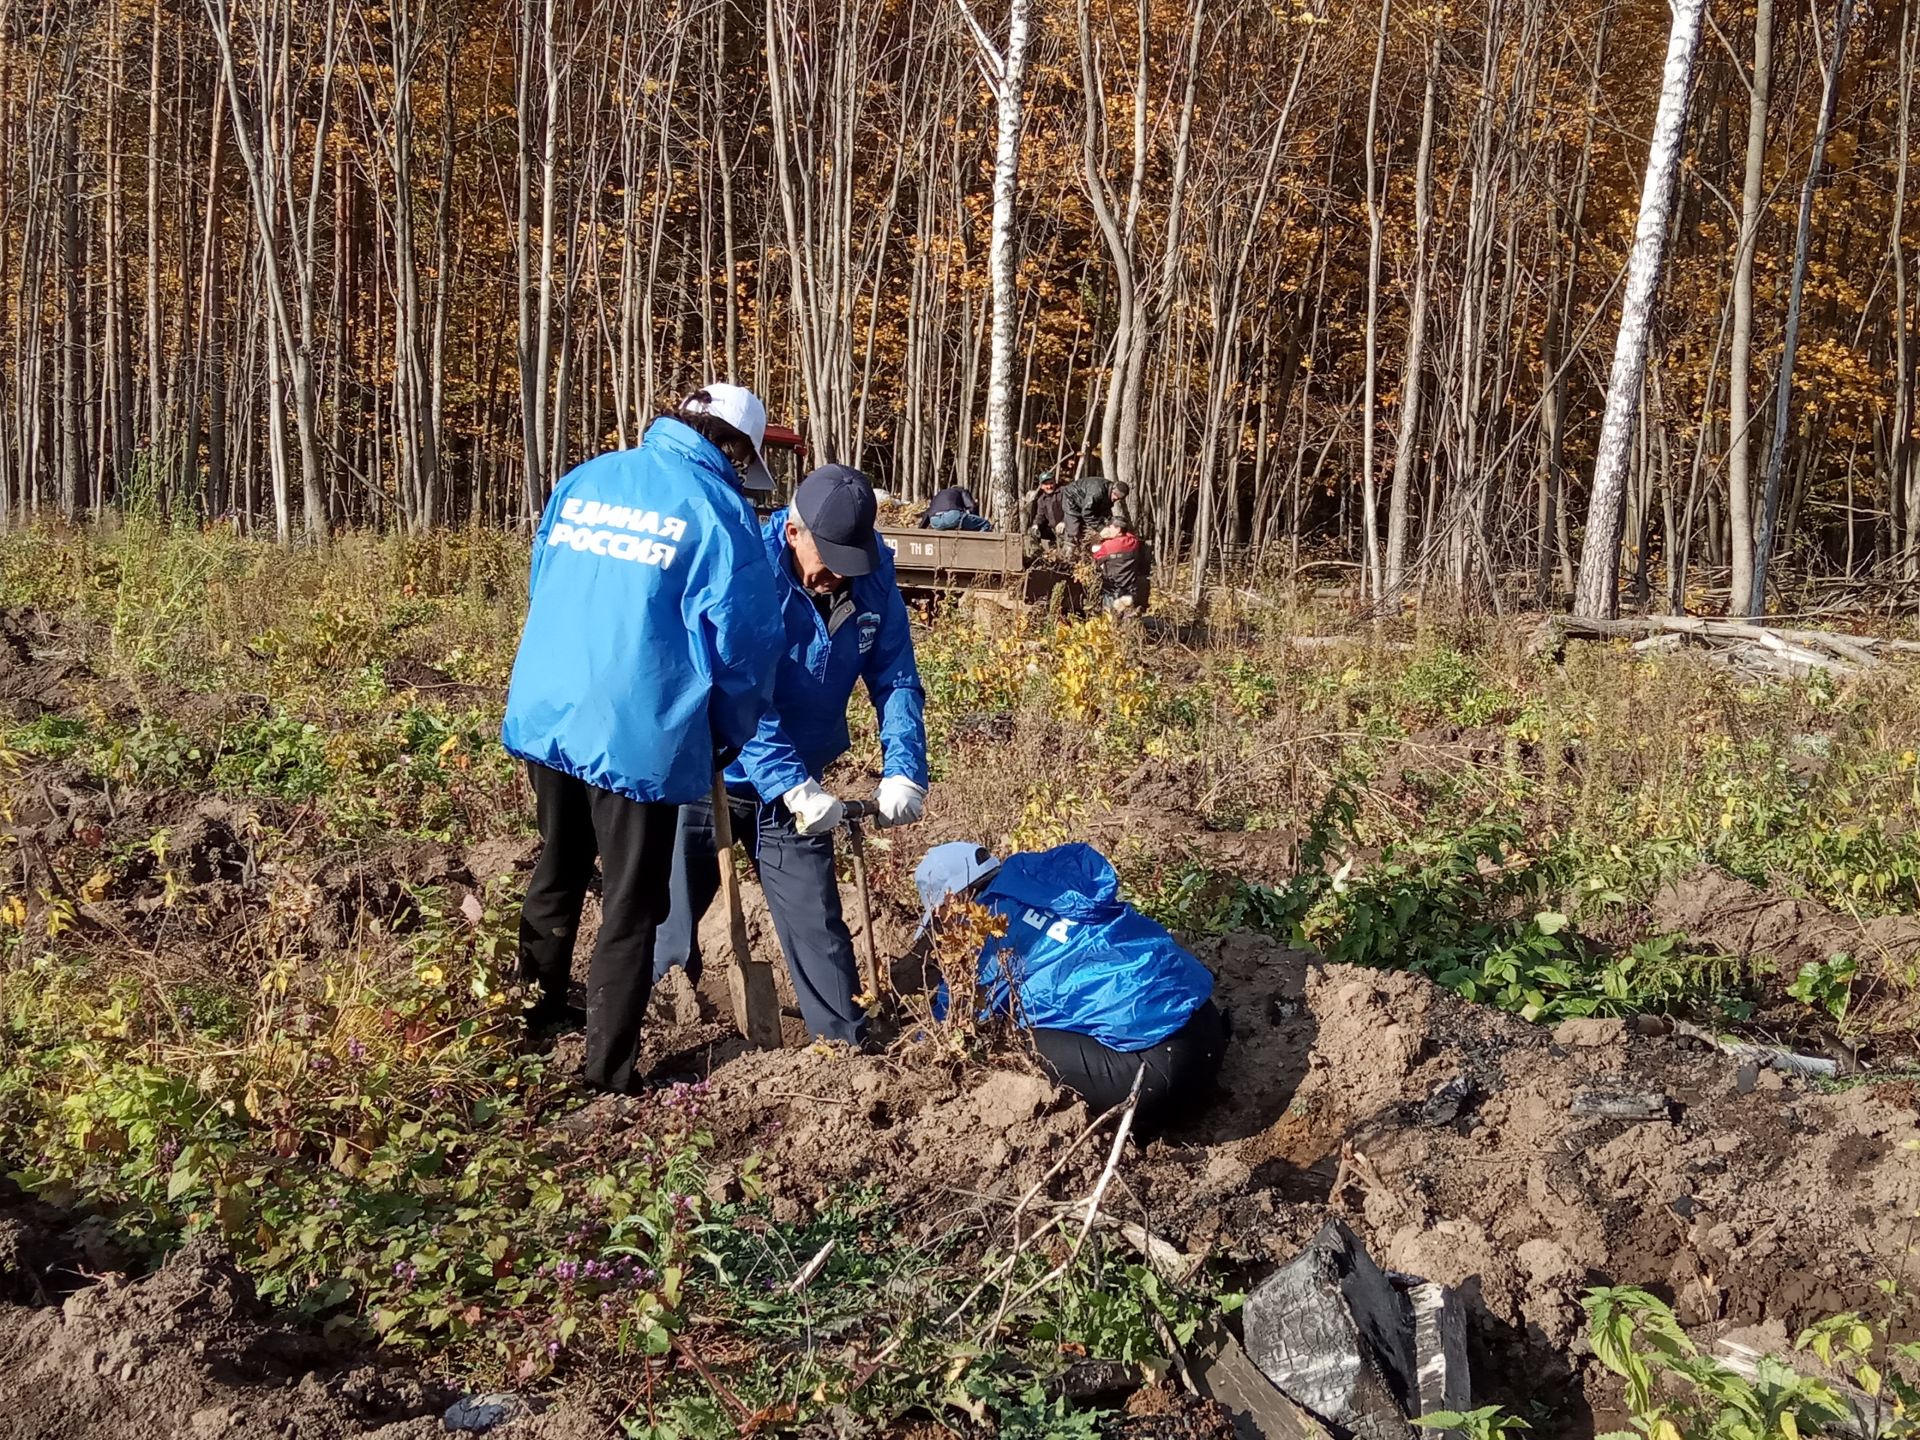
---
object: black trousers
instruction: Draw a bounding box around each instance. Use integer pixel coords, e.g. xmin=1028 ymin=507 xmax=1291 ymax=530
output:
xmin=518 ymin=762 xmax=678 ymax=1093
xmin=1031 ymin=1000 xmax=1229 ymax=1135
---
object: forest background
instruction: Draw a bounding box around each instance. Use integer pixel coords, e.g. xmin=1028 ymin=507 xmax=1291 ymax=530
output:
xmin=1 ymin=0 xmax=1915 ymax=612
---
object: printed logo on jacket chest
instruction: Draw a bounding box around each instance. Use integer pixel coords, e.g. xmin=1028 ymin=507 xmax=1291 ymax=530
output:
xmin=1019 ymin=907 xmax=1075 ymax=944
xmin=857 ymin=612 xmax=881 ymax=654
xmin=548 ymin=497 xmax=688 ymax=569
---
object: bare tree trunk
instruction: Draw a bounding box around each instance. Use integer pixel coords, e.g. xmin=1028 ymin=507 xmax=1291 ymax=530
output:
xmin=1573 ymin=0 xmax=1705 ymax=618
xmin=146 ymin=0 xmax=166 ymax=471
xmin=1725 ymin=0 xmax=1773 ymax=613
xmin=1079 ymin=0 xmax=1137 ymax=488
xmin=1359 ymin=0 xmax=1390 ymax=602
xmin=1384 ymin=30 xmax=1437 ymax=598
xmin=1897 ymin=0 xmax=1919 ymax=578
xmin=1750 ymin=0 xmax=1853 ymax=613
xmin=514 ymin=0 xmax=542 ymax=518
xmin=203 ymin=0 xmax=338 ymax=544
xmin=58 ymin=91 xmax=81 ymax=518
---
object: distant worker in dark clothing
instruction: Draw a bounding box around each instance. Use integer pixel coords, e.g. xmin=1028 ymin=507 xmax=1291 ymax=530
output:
xmin=1026 ymin=469 xmax=1068 ymax=545
xmin=920 ymin=486 xmax=992 ymax=532
xmin=1062 ymin=468 xmax=1131 ymax=548
xmin=1091 ymin=521 xmax=1151 ymax=618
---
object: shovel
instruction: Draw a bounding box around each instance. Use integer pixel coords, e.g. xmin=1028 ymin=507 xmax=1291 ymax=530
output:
xmin=711 ymin=775 xmax=783 ymax=1050
xmin=840 ymin=799 xmax=885 ymax=1015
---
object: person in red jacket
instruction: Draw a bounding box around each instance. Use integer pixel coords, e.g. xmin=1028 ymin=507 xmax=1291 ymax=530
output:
xmin=1090 ymin=521 xmax=1151 ymax=618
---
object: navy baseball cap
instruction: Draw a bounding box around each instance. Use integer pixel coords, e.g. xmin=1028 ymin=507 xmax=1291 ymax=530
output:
xmin=793 ymin=464 xmax=882 ymax=577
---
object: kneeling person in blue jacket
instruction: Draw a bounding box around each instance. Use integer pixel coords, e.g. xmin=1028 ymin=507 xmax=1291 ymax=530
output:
xmin=502 ymin=385 xmax=785 ymax=1094
xmin=655 ymin=465 xmax=930 ymax=1045
xmin=914 ymin=842 xmax=1228 ymax=1132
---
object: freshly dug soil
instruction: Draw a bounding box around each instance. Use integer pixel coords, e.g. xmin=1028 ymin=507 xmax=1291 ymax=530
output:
xmin=642 ymin=925 xmax=1919 ymax=1423
xmin=1652 ymin=865 xmax=1920 ymax=1044
xmin=11 ymin=845 xmax=1917 ymax=1436
xmin=0 ymin=1224 xmax=618 ymax=1440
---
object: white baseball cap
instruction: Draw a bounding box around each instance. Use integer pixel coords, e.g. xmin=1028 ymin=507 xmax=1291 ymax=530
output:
xmin=682 ymin=383 xmax=775 ymax=492
xmin=913 ymin=842 xmax=1003 ymax=935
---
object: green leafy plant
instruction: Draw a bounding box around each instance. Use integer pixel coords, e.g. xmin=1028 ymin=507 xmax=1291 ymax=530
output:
xmin=986 ymin=1383 xmax=1107 ymax=1440
xmin=1222 ymin=658 xmax=1281 ymax=718
xmin=0 ymin=882 xmax=719 ymax=1383
xmin=1584 ymin=1287 xmax=1859 ymax=1440
xmin=1417 ymin=1407 xmax=1532 ymax=1440
xmin=1397 ymin=646 xmax=1512 ymax=727
xmin=1786 ymin=953 xmax=1858 ymax=1025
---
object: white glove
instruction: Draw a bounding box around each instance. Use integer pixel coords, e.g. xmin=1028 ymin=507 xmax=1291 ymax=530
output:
xmin=875 ymin=776 xmax=928 ymax=827
xmin=782 ymin=779 xmax=845 ymax=836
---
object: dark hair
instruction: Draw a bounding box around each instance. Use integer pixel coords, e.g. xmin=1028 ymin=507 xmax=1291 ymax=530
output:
xmin=674 ymin=394 xmax=755 ymax=467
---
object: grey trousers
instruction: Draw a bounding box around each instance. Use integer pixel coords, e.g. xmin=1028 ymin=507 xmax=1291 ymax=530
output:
xmin=654 ymin=793 xmax=866 ymax=1045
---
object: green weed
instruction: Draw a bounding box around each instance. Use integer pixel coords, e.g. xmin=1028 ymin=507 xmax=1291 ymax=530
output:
xmin=1787 ymin=953 xmax=1858 ymax=1026
xmin=1395 ymin=645 xmax=1513 ymax=727
xmin=1417 ymin=1408 xmax=1532 ymax=1440
xmin=1584 ymin=1285 xmax=1919 ymax=1440
xmin=0 ymin=884 xmax=714 ymax=1383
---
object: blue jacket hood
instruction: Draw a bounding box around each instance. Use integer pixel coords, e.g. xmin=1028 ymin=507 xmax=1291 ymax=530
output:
xmin=985 ymin=844 xmax=1121 ymax=921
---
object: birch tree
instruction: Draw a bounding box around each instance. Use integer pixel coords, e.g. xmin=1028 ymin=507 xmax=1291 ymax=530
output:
xmin=955 ymin=0 xmax=1031 ymax=524
xmin=1572 ymin=0 xmax=1706 ymax=618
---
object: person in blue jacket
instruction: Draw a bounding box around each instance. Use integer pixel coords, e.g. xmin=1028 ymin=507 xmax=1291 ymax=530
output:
xmin=502 ymin=384 xmax=786 ymax=1094
xmin=654 ymin=464 xmax=930 ymax=1045
xmin=913 ymin=841 xmax=1228 ymax=1132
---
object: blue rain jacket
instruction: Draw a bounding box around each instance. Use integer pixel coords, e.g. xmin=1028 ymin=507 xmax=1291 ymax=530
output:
xmin=965 ymin=844 xmax=1214 ymax=1051
xmin=502 ymin=418 xmax=784 ymax=805
xmin=728 ymin=508 xmax=929 ymax=802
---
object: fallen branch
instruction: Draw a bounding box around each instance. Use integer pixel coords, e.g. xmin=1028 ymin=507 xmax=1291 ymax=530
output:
xmin=671 ymin=1336 xmax=754 ymax=1426
xmin=938 ymin=1083 xmax=1146 ymax=1330
xmin=983 ymin=1068 xmax=1145 ymax=1340
xmin=785 ymin=1239 xmax=837 ymax=1294
xmin=1548 ymin=614 xmax=1920 ymax=677
xmin=1673 ymin=1021 xmax=1839 ymax=1079
xmin=1025 ymin=1202 xmax=1202 ymax=1284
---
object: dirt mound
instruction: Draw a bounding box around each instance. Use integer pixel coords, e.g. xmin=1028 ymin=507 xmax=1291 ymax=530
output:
xmin=0 ymin=608 xmax=91 ymax=720
xmin=1178 ymin=932 xmax=1316 ymax=1143
xmin=0 ymin=1235 xmax=453 ymax=1440
xmin=0 ymin=1196 xmax=102 ymax=1305
xmin=1652 ymin=865 xmax=1920 ymax=998
xmin=649 ymin=931 xmax=1919 ymax=1381
xmin=305 ymin=840 xmax=475 ymax=945
xmin=1124 ymin=949 xmax=1920 ymax=1419
xmin=697 ymin=1047 xmax=1094 ymax=1220
xmin=0 ymin=1224 xmax=623 ymax=1440
xmin=1081 ymin=759 xmax=1299 ymax=887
